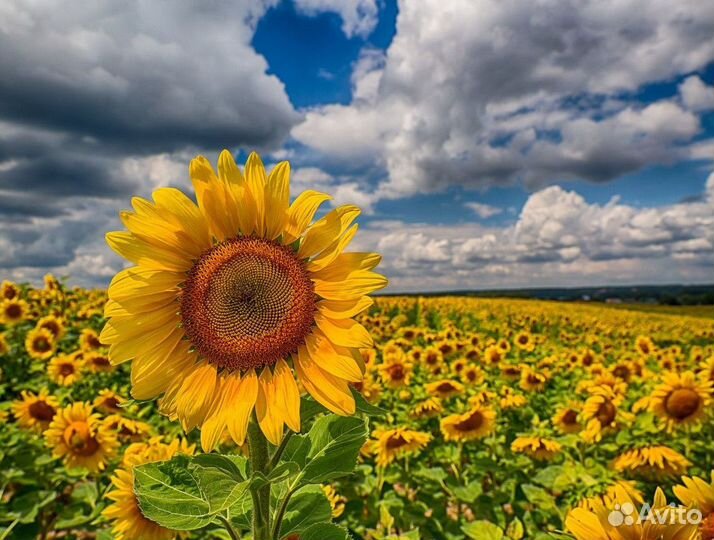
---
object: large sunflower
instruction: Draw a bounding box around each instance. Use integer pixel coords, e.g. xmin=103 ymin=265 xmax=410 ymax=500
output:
xmin=650 ymin=371 xmax=712 ymax=432
xmin=103 ymin=151 xmax=386 ymax=448
xmin=674 ymin=472 xmax=714 ymax=540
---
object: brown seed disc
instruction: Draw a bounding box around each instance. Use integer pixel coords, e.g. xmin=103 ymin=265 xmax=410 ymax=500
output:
xmin=181 ymin=237 xmax=316 ymax=372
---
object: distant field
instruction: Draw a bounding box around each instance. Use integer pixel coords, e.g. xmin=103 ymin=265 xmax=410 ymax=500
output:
xmin=599 ymin=303 xmax=714 ymax=319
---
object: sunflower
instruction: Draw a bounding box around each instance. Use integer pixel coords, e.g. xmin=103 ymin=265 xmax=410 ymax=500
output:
xmin=500 ymin=387 xmax=527 ymax=410
xmin=84 ymin=351 xmax=113 ymax=373
xmin=441 ymin=404 xmax=496 ymax=442
xmin=566 ymin=485 xmax=698 ymax=540
xmin=322 ymin=485 xmax=347 ymax=518
xmin=635 ymin=335 xmax=656 ymax=356
xmin=79 ymin=328 xmax=103 ymax=351
xmin=366 ymin=427 xmax=432 ymax=467
xmin=44 ymin=402 xmax=118 ymax=472
xmin=352 ymin=374 xmax=382 ymax=404
xmin=519 ymin=368 xmax=548 ymax=392
xmin=103 ymin=414 xmax=153 ymax=442
xmin=422 ymin=346 xmax=444 ymax=372
xmin=553 ymin=404 xmax=582 ymax=434
xmin=699 ymin=356 xmax=714 ymax=384
xmin=1 ymin=280 xmax=20 ymax=300
xmin=378 ymin=352 xmax=413 ymax=389
xmin=577 ymin=480 xmax=644 ymax=512
xmin=650 ymin=371 xmax=712 ymax=431
xmin=499 ymin=363 xmax=522 ymax=381
xmin=48 ymin=354 xmax=83 ymax=386
xmin=411 ymin=397 xmax=443 ymax=419
xmin=514 ymin=330 xmax=535 ymax=352
xmin=36 ymin=315 xmax=65 ymax=341
xmin=613 ymin=446 xmax=691 ymax=478
xmin=1 ymin=298 xmax=28 ymax=325
xmin=581 ymin=386 xmax=625 ymax=442
xmin=93 ymin=389 xmax=125 ymax=414
xmin=460 ymin=364 xmax=484 ymax=385
xmin=104 ymin=438 xmax=194 ymax=540
xmin=426 ymin=379 xmax=464 ymax=399
xmin=25 ymin=328 xmax=56 ymax=360
xmin=12 ymin=389 xmax=59 ymax=431
xmin=674 ymin=472 xmax=714 ymax=540
xmin=484 ymin=345 xmax=503 ymax=365
xmin=511 ymin=436 xmax=562 ymax=461
xmin=103 ymin=151 xmax=386 ymax=449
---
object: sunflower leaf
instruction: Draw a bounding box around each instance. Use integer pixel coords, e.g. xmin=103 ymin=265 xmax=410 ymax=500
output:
xmin=351 ymin=387 xmax=387 ymax=417
xmin=299 ymin=522 xmax=350 ymax=540
xmin=277 ymin=485 xmax=332 ymax=538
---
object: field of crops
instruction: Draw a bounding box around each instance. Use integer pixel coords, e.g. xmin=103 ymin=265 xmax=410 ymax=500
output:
xmin=1 ymin=277 xmax=714 ymax=539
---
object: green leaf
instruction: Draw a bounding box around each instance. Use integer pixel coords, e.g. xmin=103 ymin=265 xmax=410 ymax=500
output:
xmin=278 ymin=486 xmax=332 ymax=538
xmin=300 ymin=522 xmax=350 ymax=540
xmin=351 ymin=387 xmax=387 ymax=416
xmin=134 ymin=454 xmax=251 ymax=531
xmin=290 ymin=414 xmax=369 ymax=485
xmin=451 ymin=480 xmax=482 ymax=503
xmin=506 ymin=518 xmax=525 ymax=540
xmin=462 ymin=520 xmax=504 ymax=540
xmin=521 ymin=484 xmax=557 ymax=512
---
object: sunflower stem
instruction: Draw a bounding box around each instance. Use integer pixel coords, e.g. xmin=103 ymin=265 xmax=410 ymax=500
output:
xmin=248 ymin=417 xmax=272 ymax=540
xmin=267 ymin=430 xmax=293 ymax=470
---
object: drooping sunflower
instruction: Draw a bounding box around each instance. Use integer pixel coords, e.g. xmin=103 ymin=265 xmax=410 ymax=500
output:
xmin=511 ymin=436 xmax=562 ymax=461
xmin=25 ymin=327 xmax=57 ymax=360
xmin=104 ymin=438 xmax=194 ymax=540
xmin=102 ymin=151 xmax=386 ymax=448
xmin=426 ymin=379 xmax=464 ymax=399
xmin=322 ymin=485 xmax=347 ymax=518
xmin=674 ymin=472 xmax=714 ymax=540
xmin=36 ymin=315 xmax=66 ymax=341
xmin=1 ymin=298 xmax=28 ymax=325
xmin=44 ymin=402 xmax=119 ymax=472
xmin=93 ymin=389 xmax=125 ymax=414
xmin=84 ymin=351 xmax=113 ymax=373
xmin=613 ymin=446 xmax=691 ymax=478
xmin=103 ymin=414 xmax=153 ymax=442
xmin=411 ymin=397 xmax=443 ymax=419
xmin=520 ymin=368 xmax=549 ymax=392
xmin=500 ymin=387 xmax=527 ymax=410
xmin=48 ymin=354 xmax=83 ymax=386
xmin=79 ymin=328 xmax=103 ymax=351
xmin=12 ymin=389 xmax=59 ymax=432
xmin=441 ymin=404 xmax=496 ymax=442
xmin=365 ymin=427 xmax=432 ymax=467
xmin=553 ymin=403 xmax=582 ymax=434
xmin=566 ymin=485 xmax=698 ymax=540
xmin=650 ymin=371 xmax=712 ymax=432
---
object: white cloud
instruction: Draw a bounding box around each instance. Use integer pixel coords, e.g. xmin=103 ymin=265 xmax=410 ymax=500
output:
xmin=293 ymin=0 xmax=378 ymax=38
xmin=464 ymin=202 xmax=503 ymax=219
xmin=680 ymin=75 xmax=714 ymax=112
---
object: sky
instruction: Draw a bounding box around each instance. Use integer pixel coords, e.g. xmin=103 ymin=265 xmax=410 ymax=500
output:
xmin=0 ymin=0 xmax=713 ymax=293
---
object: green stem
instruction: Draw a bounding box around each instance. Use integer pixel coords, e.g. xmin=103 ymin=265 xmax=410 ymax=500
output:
xmin=271 ymin=486 xmax=298 ymax=540
xmin=267 ymin=430 xmax=294 ymax=471
xmin=248 ymin=417 xmax=272 ymax=540
xmin=217 ymin=515 xmax=241 ymax=540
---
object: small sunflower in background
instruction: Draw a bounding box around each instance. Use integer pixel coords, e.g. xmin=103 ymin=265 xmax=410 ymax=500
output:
xmin=79 ymin=328 xmax=103 ymax=351
xmin=553 ymin=403 xmax=582 ymax=434
xmin=378 ymin=351 xmax=413 ymax=389
xmin=426 ymin=379 xmax=464 ymax=399
xmin=1 ymin=298 xmax=28 ymax=325
xmin=44 ymin=402 xmax=118 ymax=472
xmin=511 ymin=436 xmax=562 ymax=461
xmin=322 ymin=485 xmax=347 ymax=518
xmin=93 ymin=389 xmax=125 ymax=414
xmin=441 ymin=404 xmax=496 ymax=442
xmin=613 ymin=445 xmax=691 ymax=479
xmin=84 ymin=351 xmax=113 ymax=373
xmin=103 ymin=151 xmax=386 ymax=449
xmin=12 ymin=389 xmax=59 ymax=432
xmin=25 ymin=327 xmax=56 ymax=360
xmin=104 ymin=438 xmax=194 ymax=540
xmin=365 ymin=427 xmax=432 ymax=467
xmin=1 ymin=280 xmax=20 ymax=300
xmin=48 ymin=354 xmax=83 ymax=386
xmin=650 ymin=371 xmax=712 ymax=431
xmin=36 ymin=314 xmax=66 ymax=341
xmin=411 ymin=397 xmax=443 ymax=419
xmin=513 ymin=330 xmax=536 ymax=352
xmin=635 ymin=335 xmax=656 ymax=356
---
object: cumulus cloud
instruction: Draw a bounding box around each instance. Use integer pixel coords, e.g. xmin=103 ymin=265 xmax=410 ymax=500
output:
xmin=464 ymin=202 xmax=503 ymax=219
xmin=680 ymin=76 xmax=714 ymax=112
xmin=293 ymin=0 xmax=714 ymax=199
xmin=293 ymin=0 xmax=378 ymax=37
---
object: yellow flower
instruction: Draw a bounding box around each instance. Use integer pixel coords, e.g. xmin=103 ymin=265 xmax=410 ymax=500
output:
xmin=44 ymin=402 xmax=118 ymax=472
xmin=104 ymin=438 xmax=194 ymax=540
xmin=519 ymin=368 xmax=548 ymax=392
xmin=1 ymin=280 xmax=20 ymax=301
xmin=650 ymin=371 xmax=712 ymax=431
xmin=103 ymin=414 xmax=153 ymax=442
xmin=513 ymin=330 xmax=535 ymax=352
xmin=1 ymin=298 xmax=28 ymax=325
xmin=581 ymin=386 xmax=624 ymax=442
xmin=79 ymin=328 xmax=102 ymax=351
xmin=0 ymin=333 xmax=8 ymax=356
xmin=378 ymin=352 xmax=413 ymax=389
xmin=674 ymin=472 xmax=714 ymax=540
xmin=635 ymin=335 xmax=656 ymax=356
xmin=36 ymin=315 xmax=65 ymax=341
xmin=366 ymin=427 xmax=432 ymax=467
xmin=553 ymin=404 xmax=582 ymax=434
xmin=422 ymin=346 xmax=444 ymax=372
xmin=48 ymin=354 xmax=83 ymax=386
xmin=12 ymin=389 xmax=59 ymax=432
xmin=511 ymin=436 xmax=562 ymax=461
xmin=500 ymin=388 xmax=527 ymax=410
xmin=440 ymin=405 xmax=496 ymax=442
xmin=411 ymin=397 xmax=443 ymax=419
xmin=460 ymin=364 xmax=484 ymax=385
xmin=426 ymin=379 xmax=464 ymax=399
xmin=103 ymin=151 xmax=386 ymax=449
xmin=566 ymin=485 xmax=698 ymax=540
xmin=322 ymin=485 xmax=346 ymax=518
xmin=484 ymin=345 xmax=503 ymax=365
xmin=93 ymin=389 xmax=125 ymax=414
xmin=25 ymin=327 xmax=56 ymax=360
xmin=84 ymin=351 xmax=113 ymax=373
xmin=614 ymin=446 xmax=691 ymax=478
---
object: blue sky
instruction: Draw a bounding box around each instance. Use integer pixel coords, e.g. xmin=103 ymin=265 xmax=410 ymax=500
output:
xmin=0 ymin=0 xmax=713 ymax=291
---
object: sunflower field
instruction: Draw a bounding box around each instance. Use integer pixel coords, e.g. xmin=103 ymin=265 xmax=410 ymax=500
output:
xmin=1 ymin=276 xmax=714 ymax=540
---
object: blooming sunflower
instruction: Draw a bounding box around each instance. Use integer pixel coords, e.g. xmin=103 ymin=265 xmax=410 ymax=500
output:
xmin=511 ymin=436 xmax=562 ymax=461
xmin=426 ymin=379 xmax=464 ymax=399
xmin=460 ymin=364 xmax=484 ymax=385
xmin=103 ymin=414 xmax=152 ymax=442
xmin=614 ymin=446 xmax=691 ymax=478
xmin=440 ymin=404 xmax=496 ymax=442
xmin=1 ymin=298 xmax=28 ymax=325
xmin=1 ymin=280 xmax=20 ymax=300
xmin=36 ymin=314 xmax=65 ymax=341
xmin=102 ymin=151 xmax=386 ymax=449
xmin=104 ymin=438 xmax=194 ymax=540
xmin=25 ymin=327 xmax=56 ymax=360
xmin=377 ymin=351 xmax=413 ymax=389
xmin=44 ymin=402 xmax=119 ymax=472
xmin=513 ymin=330 xmax=535 ymax=352
xmin=635 ymin=335 xmax=656 ymax=356
xmin=411 ymin=397 xmax=443 ymax=419
xmin=48 ymin=354 xmax=83 ymax=386
xmin=84 ymin=351 xmax=113 ymax=373
xmin=674 ymin=472 xmax=714 ymax=540
xmin=519 ymin=368 xmax=549 ymax=392
xmin=566 ymin=485 xmax=698 ymax=540
xmin=366 ymin=427 xmax=432 ymax=467
xmin=79 ymin=328 xmax=103 ymax=351
xmin=650 ymin=371 xmax=712 ymax=432
xmin=553 ymin=404 xmax=582 ymax=434
xmin=93 ymin=389 xmax=125 ymax=414
xmin=12 ymin=389 xmax=59 ymax=432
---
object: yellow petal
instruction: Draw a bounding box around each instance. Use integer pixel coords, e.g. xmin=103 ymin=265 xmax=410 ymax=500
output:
xmin=264 ymin=161 xmax=290 ymax=240
xmin=317 ymin=297 xmax=373 ymax=319
xmin=256 ymin=367 xmax=284 ymax=445
xmin=306 ymin=224 xmax=358 ymax=272
xmin=175 ymin=363 xmax=218 ymax=431
xmin=225 ymin=370 xmax=258 ymax=446
xmin=305 ymin=330 xmax=363 ymax=382
xmin=273 ymin=359 xmax=301 ymax=432
xmin=284 ymin=190 xmax=332 ymax=244
xmin=313 ymin=270 xmax=388 ymax=301
xmin=244 ymin=152 xmax=267 ymax=238
xmin=190 ymin=155 xmax=239 ymax=240
xmin=315 ymin=314 xmax=373 ymax=348
xmin=106 ymin=231 xmax=193 ymax=272
xmin=295 ymin=347 xmax=355 ymax=415
xmin=152 ymin=187 xmax=211 ymax=249
xmin=201 ymin=376 xmax=230 ymax=452
xmin=298 ymin=205 xmax=360 ymax=259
